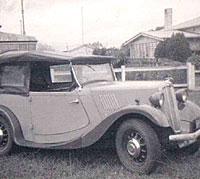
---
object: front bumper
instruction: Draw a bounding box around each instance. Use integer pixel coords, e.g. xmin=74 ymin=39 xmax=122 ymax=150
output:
xmin=169 ymin=129 xmax=200 ymax=141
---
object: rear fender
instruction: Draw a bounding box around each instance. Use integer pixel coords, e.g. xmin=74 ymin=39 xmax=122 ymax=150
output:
xmin=0 ymin=105 xmax=24 ymax=145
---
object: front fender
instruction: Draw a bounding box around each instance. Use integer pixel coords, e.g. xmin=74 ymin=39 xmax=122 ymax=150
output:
xmin=179 ymin=100 xmax=200 ymax=122
xmin=81 ymin=104 xmax=169 ymax=147
xmin=113 ymin=104 xmax=170 ymax=127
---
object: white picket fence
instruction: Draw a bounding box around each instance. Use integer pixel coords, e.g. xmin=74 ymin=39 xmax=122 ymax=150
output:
xmin=114 ymin=62 xmax=199 ymax=90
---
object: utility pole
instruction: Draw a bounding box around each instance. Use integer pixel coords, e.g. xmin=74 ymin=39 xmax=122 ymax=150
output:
xmin=20 ymin=20 xmax=22 ymax=35
xmin=21 ymin=0 xmax=26 ymax=35
xmin=81 ymin=6 xmax=84 ymax=45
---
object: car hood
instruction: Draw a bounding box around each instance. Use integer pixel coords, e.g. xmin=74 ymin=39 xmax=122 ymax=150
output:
xmin=88 ymin=81 xmax=167 ymax=91
xmin=89 ymin=81 xmax=169 ymax=119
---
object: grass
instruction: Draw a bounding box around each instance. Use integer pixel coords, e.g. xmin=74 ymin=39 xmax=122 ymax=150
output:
xmin=0 ymin=91 xmax=200 ymax=179
xmin=1 ymin=146 xmax=200 ymax=179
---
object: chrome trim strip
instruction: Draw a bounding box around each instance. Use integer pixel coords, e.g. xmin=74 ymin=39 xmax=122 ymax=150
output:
xmin=164 ymin=86 xmax=181 ymax=133
xmin=70 ymin=63 xmax=82 ymax=89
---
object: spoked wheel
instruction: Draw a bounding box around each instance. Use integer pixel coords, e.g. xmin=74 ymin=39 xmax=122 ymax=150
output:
xmin=126 ymin=131 xmax=147 ymax=163
xmin=0 ymin=117 xmax=12 ymax=156
xmin=116 ymin=119 xmax=161 ymax=174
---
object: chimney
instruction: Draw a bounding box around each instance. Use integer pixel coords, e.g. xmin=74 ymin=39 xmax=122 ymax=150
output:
xmin=164 ymin=8 xmax=173 ymax=30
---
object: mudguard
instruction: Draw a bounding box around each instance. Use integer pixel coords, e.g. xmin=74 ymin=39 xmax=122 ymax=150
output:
xmin=81 ymin=104 xmax=170 ymax=147
xmin=0 ymin=105 xmax=24 ymax=145
xmin=179 ymin=100 xmax=200 ymax=122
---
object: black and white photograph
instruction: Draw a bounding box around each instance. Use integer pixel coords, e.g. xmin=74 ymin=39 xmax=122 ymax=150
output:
xmin=0 ymin=0 xmax=200 ymax=178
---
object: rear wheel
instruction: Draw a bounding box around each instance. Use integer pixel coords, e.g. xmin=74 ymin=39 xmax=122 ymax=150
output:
xmin=0 ymin=117 xmax=13 ymax=156
xmin=115 ymin=119 xmax=161 ymax=174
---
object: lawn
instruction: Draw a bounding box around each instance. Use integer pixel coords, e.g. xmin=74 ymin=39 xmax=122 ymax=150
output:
xmin=0 ymin=91 xmax=200 ymax=179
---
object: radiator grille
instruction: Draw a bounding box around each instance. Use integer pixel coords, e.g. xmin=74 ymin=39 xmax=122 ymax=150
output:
xmin=163 ymin=86 xmax=181 ymax=133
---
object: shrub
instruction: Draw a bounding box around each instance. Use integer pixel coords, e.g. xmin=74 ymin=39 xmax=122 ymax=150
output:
xmin=154 ymin=33 xmax=192 ymax=63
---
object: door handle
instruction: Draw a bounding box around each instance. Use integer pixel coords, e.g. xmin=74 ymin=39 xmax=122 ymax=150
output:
xmin=69 ymin=99 xmax=79 ymax=104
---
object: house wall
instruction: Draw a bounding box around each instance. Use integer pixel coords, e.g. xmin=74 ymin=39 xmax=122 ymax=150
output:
xmin=129 ymin=36 xmax=160 ymax=58
xmin=0 ymin=41 xmax=37 ymax=53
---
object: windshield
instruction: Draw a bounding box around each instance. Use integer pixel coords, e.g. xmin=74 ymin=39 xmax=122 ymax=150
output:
xmin=73 ymin=63 xmax=114 ymax=85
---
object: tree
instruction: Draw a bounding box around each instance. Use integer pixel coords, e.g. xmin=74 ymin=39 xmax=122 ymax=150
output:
xmin=168 ymin=33 xmax=192 ymax=62
xmin=93 ymin=47 xmax=107 ymax=55
xmin=154 ymin=41 xmax=167 ymax=59
xmin=154 ymin=33 xmax=192 ymax=62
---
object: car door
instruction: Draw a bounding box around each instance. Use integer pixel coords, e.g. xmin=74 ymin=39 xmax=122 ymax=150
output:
xmin=29 ymin=62 xmax=89 ymax=140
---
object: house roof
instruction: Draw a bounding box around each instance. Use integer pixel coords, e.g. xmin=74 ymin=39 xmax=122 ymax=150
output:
xmin=123 ymin=14 xmax=200 ymax=46
xmin=172 ymin=16 xmax=200 ymax=30
xmin=123 ymin=29 xmax=200 ymax=46
xmin=0 ymin=50 xmax=114 ymax=64
xmin=64 ymin=44 xmax=94 ymax=52
xmin=0 ymin=32 xmax=37 ymax=42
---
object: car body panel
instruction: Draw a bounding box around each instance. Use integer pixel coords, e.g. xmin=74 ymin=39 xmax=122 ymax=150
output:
xmin=90 ymin=81 xmax=166 ymax=119
xmin=30 ymin=90 xmax=90 ymax=143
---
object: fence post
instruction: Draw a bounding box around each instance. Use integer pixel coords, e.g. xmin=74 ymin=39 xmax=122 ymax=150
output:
xmin=121 ymin=65 xmax=126 ymax=81
xmin=187 ymin=62 xmax=195 ymax=90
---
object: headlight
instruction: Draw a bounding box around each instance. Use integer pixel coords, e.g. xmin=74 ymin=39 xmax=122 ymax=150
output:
xmin=176 ymin=89 xmax=188 ymax=103
xmin=149 ymin=92 xmax=164 ymax=108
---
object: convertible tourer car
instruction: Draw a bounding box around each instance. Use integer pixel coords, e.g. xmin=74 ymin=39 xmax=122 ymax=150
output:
xmin=0 ymin=51 xmax=200 ymax=174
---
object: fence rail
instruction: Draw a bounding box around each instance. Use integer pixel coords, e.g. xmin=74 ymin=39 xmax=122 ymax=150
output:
xmin=114 ymin=62 xmax=198 ymax=90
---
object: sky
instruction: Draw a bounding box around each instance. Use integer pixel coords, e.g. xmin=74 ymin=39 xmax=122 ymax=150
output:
xmin=0 ymin=0 xmax=200 ymax=51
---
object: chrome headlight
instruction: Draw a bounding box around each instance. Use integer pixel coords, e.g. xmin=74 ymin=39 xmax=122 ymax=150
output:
xmin=149 ymin=92 xmax=164 ymax=108
xmin=176 ymin=89 xmax=188 ymax=103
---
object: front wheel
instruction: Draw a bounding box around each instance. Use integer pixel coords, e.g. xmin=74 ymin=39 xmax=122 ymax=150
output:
xmin=115 ymin=119 xmax=161 ymax=174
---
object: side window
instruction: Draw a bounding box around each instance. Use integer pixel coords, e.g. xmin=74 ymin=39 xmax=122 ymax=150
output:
xmin=0 ymin=64 xmax=29 ymax=94
xmin=0 ymin=66 xmax=25 ymax=87
xmin=50 ymin=64 xmax=72 ymax=83
xmin=30 ymin=62 xmax=73 ymax=92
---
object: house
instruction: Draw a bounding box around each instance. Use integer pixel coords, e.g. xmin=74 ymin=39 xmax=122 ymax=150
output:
xmin=122 ymin=9 xmax=200 ymax=59
xmin=64 ymin=44 xmax=94 ymax=56
xmin=0 ymin=31 xmax=37 ymax=53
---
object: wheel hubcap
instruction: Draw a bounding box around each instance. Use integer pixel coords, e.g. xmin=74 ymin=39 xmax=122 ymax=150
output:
xmin=127 ymin=138 xmax=141 ymax=157
xmin=126 ymin=131 xmax=147 ymax=163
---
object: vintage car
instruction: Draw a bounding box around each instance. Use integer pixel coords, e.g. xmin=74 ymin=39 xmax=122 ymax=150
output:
xmin=0 ymin=51 xmax=200 ymax=174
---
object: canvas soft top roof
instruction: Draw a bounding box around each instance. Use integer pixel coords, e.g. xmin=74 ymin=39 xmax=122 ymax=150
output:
xmin=0 ymin=51 xmax=114 ymax=64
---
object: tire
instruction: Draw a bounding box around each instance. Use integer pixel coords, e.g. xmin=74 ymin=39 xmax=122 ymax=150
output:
xmin=0 ymin=116 xmax=13 ymax=156
xmin=115 ymin=119 xmax=161 ymax=174
xmin=181 ymin=141 xmax=200 ymax=155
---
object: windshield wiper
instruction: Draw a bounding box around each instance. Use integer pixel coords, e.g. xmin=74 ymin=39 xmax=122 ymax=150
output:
xmin=86 ymin=64 xmax=96 ymax=71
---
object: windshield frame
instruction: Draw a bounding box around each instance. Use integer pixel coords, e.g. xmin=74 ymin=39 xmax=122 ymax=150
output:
xmin=72 ymin=62 xmax=116 ymax=86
